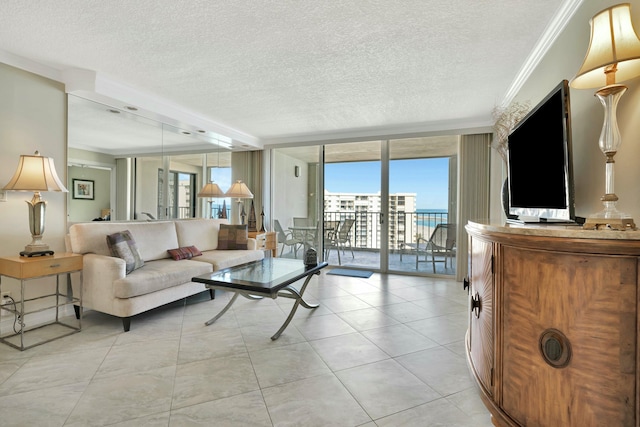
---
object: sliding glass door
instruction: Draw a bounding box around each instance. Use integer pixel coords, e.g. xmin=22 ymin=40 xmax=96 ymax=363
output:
xmin=270 ymin=136 xmax=458 ymax=276
xmin=324 ymin=141 xmax=382 ymax=270
xmin=388 ymin=137 xmax=458 ymax=275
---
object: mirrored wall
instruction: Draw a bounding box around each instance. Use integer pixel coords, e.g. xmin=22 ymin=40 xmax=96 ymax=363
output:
xmin=67 ymin=95 xmax=234 ymax=224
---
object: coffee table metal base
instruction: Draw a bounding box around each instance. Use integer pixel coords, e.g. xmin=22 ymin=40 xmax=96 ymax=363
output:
xmin=204 ymin=271 xmax=320 ymax=340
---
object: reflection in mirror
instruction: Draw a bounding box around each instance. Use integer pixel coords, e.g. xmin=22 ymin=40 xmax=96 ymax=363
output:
xmin=67 ymin=95 xmax=233 ymax=223
xmin=158 ymin=151 xmax=231 ymax=220
xmin=67 ymin=163 xmax=112 ymax=222
xmin=198 ymin=151 xmax=232 ymax=219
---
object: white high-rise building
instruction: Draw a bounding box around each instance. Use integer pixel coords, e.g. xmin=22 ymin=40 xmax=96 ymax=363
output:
xmin=324 ymin=190 xmax=417 ymax=250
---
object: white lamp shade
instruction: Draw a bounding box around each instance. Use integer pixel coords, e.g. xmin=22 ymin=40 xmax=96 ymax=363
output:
xmin=225 ymin=180 xmax=253 ymax=198
xmin=2 ymin=151 xmax=68 ymax=192
xmin=571 ymin=3 xmax=640 ymax=89
xmin=197 ymin=182 xmax=225 ymax=198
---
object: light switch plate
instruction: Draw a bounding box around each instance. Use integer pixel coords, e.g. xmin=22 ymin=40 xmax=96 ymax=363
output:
xmin=0 ymin=191 xmax=7 ymax=202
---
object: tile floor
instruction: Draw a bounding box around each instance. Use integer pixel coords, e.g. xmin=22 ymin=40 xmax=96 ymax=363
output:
xmin=0 ymin=272 xmax=492 ymax=426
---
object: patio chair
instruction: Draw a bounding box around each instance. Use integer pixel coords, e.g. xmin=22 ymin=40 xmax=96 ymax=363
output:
xmin=322 ymin=220 xmax=340 ymax=259
xmin=292 ymin=217 xmax=317 ymax=249
xmin=328 ymin=218 xmax=355 ymax=265
xmin=415 ymin=223 xmax=457 ymax=273
xmin=274 ymin=219 xmax=303 ymax=258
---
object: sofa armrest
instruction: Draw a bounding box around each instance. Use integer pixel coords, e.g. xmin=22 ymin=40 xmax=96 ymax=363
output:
xmin=247 ymin=237 xmax=257 ymax=250
xmin=82 ymin=254 xmax=126 ymax=310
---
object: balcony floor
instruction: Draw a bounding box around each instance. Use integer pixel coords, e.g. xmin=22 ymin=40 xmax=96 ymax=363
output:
xmin=279 ymin=246 xmax=457 ymax=276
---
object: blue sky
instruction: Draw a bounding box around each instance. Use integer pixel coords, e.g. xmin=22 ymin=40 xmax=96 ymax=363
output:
xmin=210 ymin=158 xmax=451 ymax=210
xmin=325 ymin=158 xmax=449 ymax=209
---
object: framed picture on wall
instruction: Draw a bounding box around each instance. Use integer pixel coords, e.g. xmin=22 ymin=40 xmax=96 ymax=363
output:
xmin=72 ymin=179 xmax=95 ymax=200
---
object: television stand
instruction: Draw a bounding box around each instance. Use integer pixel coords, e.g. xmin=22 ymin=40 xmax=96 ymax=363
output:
xmin=466 ymin=220 xmax=640 ymax=426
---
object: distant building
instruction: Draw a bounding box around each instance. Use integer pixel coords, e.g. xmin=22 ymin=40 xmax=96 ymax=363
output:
xmin=324 ymin=190 xmax=417 ymax=250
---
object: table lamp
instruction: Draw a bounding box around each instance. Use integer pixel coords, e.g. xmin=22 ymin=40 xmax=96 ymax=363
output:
xmin=571 ymin=3 xmax=640 ymax=230
xmin=197 ymin=181 xmax=225 ymax=218
xmin=2 ymin=151 xmax=68 ymax=256
xmin=225 ymin=180 xmax=253 ymax=224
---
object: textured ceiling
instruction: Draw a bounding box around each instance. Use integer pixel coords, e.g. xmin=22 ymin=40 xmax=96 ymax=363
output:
xmin=0 ymin=0 xmax=569 ymax=146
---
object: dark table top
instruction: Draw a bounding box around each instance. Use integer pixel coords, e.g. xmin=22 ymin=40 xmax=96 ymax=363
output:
xmin=193 ymin=258 xmax=328 ymax=296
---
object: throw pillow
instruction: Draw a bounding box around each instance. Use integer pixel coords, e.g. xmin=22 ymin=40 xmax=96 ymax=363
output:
xmin=217 ymin=224 xmax=248 ymax=250
xmin=167 ymin=245 xmax=203 ymax=260
xmin=106 ymin=230 xmax=145 ymax=274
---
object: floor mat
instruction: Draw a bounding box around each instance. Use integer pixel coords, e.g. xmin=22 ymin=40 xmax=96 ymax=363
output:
xmin=326 ymin=268 xmax=373 ymax=278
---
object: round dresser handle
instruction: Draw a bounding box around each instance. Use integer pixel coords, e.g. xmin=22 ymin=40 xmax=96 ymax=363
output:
xmin=539 ymin=329 xmax=572 ymax=368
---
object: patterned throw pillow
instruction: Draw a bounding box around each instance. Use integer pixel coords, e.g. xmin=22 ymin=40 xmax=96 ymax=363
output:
xmin=106 ymin=230 xmax=145 ymax=274
xmin=217 ymin=224 xmax=248 ymax=250
xmin=167 ymin=246 xmax=203 ymax=260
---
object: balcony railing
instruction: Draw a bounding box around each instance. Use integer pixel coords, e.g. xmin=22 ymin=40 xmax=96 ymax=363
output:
xmin=323 ymin=210 xmax=450 ymax=251
xmin=167 ymin=208 xmax=450 ymax=256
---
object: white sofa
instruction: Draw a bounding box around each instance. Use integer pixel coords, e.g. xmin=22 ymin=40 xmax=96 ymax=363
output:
xmin=67 ymin=218 xmax=264 ymax=331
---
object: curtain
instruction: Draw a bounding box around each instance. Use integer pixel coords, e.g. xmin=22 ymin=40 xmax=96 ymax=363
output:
xmin=457 ymin=133 xmax=491 ymax=281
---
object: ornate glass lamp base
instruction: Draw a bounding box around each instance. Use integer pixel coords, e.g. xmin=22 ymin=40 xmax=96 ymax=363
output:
xmin=583 ymin=199 xmax=636 ymax=231
xmin=583 ymin=217 xmax=636 ymax=230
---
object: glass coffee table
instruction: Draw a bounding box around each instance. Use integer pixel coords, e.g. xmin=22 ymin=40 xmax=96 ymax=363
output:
xmin=193 ymin=258 xmax=328 ymax=340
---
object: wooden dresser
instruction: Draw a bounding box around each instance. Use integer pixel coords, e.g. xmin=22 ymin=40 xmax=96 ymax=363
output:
xmin=465 ymin=220 xmax=640 ymax=426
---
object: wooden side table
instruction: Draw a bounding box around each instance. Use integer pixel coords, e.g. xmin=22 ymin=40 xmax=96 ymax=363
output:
xmin=0 ymin=253 xmax=83 ymax=351
xmin=248 ymin=231 xmax=278 ymax=257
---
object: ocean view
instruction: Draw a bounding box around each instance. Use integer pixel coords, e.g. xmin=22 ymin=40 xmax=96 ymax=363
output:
xmin=416 ymin=208 xmax=449 ymax=225
xmin=413 ymin=209 xmax=450 ymax=240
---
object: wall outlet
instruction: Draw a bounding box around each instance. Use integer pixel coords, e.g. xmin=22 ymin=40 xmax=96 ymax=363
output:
xmin=0 ymin=292 xmax=11 ymax=316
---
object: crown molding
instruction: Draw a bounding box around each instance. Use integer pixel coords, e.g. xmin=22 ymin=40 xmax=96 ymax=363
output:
xmin=501 ymin=0 xmax=584 ymax=108
xmin=0 ymin=49 xmax=62 ymax=82
xmin=263 ymin=117 xmax=494 ymax=148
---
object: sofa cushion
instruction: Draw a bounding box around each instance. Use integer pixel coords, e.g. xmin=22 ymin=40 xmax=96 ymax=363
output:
xmin=113 ymin=259 xmax=213 ymax=298
xmin=198 ymin=249 xmax=264 ymax=271
xmin=174 ymin=218 xmax=229 ymax=251
xmin=217 ymin=224 xmax=248 ymax=250
xmin=167 ymin=246 xmax=202 ymax=260
xmin=69 ymin=221 xmax=179 ymax=261
xmin=106 ymin=230 xmax=144 ymax=274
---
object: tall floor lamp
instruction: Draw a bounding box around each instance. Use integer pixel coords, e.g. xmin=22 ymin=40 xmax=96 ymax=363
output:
xmin=225 ymin=180 xmax=253 ymax=225
xmin=2 ymin=151 xmax=68 ymax=256
xmin=571 ymin=3 xmax=640 ymax=230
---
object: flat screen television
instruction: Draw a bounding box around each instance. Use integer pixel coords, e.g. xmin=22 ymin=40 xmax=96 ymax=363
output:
xmin=506 ymin=79 xmax=575 ymax=223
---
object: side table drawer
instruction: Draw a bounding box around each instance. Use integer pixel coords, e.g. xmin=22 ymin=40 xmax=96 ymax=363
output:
xmin=0 ymin=252 xmax=83 ymax=351
xmin=264 ymin=232 xmax=277 ymax=250
xmin=0 ymin=254 xmax=82 ymax=279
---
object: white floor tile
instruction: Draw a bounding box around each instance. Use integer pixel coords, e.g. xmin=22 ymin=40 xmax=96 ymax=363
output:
xmin=0 ymin=273 xmax=490 ymax=426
